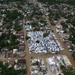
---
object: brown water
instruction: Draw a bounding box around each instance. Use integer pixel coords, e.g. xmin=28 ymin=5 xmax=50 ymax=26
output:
xmin=24 ymin=16 xmax=75 ymax=75
xmin=45 ymin=16 xmax=75 ymax=67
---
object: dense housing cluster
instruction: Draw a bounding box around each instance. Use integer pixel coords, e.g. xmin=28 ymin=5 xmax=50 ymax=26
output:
xmin=0 ymin=0 xmax=75 ymax=75
xmin=27 ymin=31 xmax=63 ymax=54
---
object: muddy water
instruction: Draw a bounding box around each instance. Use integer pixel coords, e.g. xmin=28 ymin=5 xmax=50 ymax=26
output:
xmin=24 ymin=17 xmax=75 ymax=75
xmin=46 ymin=17 xmax=75 ymax=67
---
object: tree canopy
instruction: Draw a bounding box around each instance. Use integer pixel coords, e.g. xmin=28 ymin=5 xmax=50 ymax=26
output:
xmin=38 ymin=0 xmax=75 ymax=6
xmin=0 ymin=62 xmax=27 ymax=75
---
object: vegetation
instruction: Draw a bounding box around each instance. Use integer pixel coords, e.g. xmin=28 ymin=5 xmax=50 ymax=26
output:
xmin=68 ymin=27 xmax=75 ymax=45
xmin=0 ymin=62 xmax=27 ymax=75
xmin=63 ymin=71 xmax=75 ymax=75
xmin=69 ymin=36 xmax=75 ymax=45
xmin=72 ymin=52 xmax=75 ymax=60
xmin=0 ymin=32 xmax=19 ymax=50
xmin=14 ymin=25 xmax=22 ymax=31
xmin=38 ymin=0 xmax=75 ymax=6
xmin=0 ymin=0 xmax=26 ymax=3
xmin=61 ymin=22 xmax=68 ymax=29
xmin=60 ymin=65 xmax=75 ymax=75
xmin=31 ymin=22 xmax=38 ymax=27
xmin=36 ymin=40 xmax=40 ymax=43
xmin=4 ymin=10 xmax=23 ymax=22
xmin=43 ymin=33 xmax=48 ymax=37
xmin=26 ymin=35 xmax=30 ymax=40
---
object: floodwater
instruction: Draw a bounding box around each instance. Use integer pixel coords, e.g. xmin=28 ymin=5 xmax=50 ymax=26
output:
xmin=45 ymin=16 xmax=75 ymax=67
xmin=24 ymin=16 xmax=75 ymax=75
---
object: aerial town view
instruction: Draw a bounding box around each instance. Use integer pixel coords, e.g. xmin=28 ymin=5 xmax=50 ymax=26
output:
xmin=0 ymin=0 xmax=75 ymax=75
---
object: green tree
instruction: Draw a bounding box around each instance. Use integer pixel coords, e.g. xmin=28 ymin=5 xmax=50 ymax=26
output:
xmin=26 ymin=35 xmax=30 ymax=40
xmin=43 ymin=33 xmax=48 ymax=37
xmin=72 ymin=52 xmax=75 ymax=60
xmin=36 ymin=40 xmax=40 ymax=43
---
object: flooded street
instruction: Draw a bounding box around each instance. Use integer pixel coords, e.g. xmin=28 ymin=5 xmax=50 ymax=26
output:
xmin=45 ymin=16 xmax=75 ymax=67
xmin=24 ymin=16 xmax=75 ymax=75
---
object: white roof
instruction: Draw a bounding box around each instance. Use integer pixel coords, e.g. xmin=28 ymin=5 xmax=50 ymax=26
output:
xmin=13 ymin=49 xmax=17 ymax=53
xmin=62 ymin=55 xmax=72 ymax=66
xmin=47 ymin=57 xmax=55 ymax=65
